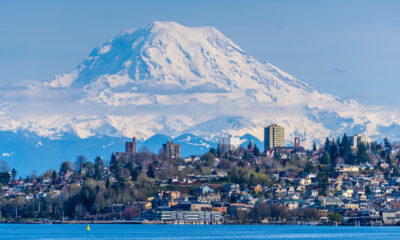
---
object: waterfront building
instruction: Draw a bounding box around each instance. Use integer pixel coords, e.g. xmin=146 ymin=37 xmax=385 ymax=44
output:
xmin=141 ymin=210 xmax=223 ymax=224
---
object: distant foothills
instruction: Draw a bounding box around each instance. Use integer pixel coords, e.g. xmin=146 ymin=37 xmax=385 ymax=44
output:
xmin=0 ymin=130 xmax=262 ymax=175
xmin=1 ymin=123 xmax=400 ymax=225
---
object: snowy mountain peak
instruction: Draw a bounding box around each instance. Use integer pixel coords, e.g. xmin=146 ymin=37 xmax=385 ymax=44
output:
xmin=47 ymin=21 xmax=244 ymax=90
xmin=46 ymin=21 xmax=331 ymax=110
xmin=2 ymin=21 xmax=399 ymax=152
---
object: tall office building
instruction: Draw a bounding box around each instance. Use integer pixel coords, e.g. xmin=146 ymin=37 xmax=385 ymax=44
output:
xmin=350 ymin=134 xmax=371 ymax=149
xmin=264 ymin=124 xmax=284 ymax=151
xmin=218 ymin=135 xmax=241 ymax=154
xmin=162 ymin=141 xmax=181 ymax=159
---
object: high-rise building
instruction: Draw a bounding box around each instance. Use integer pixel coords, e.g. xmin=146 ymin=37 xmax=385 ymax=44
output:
xmin=218 ymin=135 xmax=241 ymax=154
xmin=350 ymin=134 xmax=371 ymax=148
xmin=264 ymin=124 xmax=284 ymax=151
xmin=162 ymin=141 xmax=181 ymax=159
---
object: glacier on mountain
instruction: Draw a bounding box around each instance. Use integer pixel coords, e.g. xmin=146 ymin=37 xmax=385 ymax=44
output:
xmin=0 ymin=20 xmax=398 ymax=160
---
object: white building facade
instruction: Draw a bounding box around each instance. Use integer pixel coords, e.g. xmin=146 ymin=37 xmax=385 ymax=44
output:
xmin=218 ymin=135 xmax=241 ymax=153
xmin=350 ymin=134 xmax=371 ymax=148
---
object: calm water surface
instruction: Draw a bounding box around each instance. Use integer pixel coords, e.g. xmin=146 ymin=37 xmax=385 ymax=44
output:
xmin=0 ymin=224 xmax=399 ymax=240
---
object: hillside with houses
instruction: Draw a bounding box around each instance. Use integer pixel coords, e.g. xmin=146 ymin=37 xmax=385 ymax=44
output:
xmin=0 ymin=125 xmax=400 ymax=225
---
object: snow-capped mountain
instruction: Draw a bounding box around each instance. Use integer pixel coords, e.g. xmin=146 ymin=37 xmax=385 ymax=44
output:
xmin=0 ymin=21 xmax=399 ymax=174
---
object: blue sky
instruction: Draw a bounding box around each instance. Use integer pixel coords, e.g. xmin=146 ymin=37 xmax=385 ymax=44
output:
xmin=0 ymin=0 xmax=399 ymax=106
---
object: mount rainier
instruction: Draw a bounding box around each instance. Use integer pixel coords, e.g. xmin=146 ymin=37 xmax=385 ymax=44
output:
xmin=0 ymin=21 xmax=399 ymax=174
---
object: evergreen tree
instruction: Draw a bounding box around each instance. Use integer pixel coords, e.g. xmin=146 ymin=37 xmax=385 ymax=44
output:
xmin=365 ymin=185 xmax=372 ymax=196
xmin=125 ymin=161 xmax=139 ymax=181
xmin=94 ymin=165 xmax=102 ymax=180
xmin=324 ymin=138 xmax=331 ymax=152
xmin=11 ymin=168 xmax=17 ymax=180
xmin=356 ymin=142 xmax=369 ymax=164
xmin=384 ymin=137 xmax=391 ymax=149
xmin=94 ymin=156 xmax=104 ymax=168
xmin=147 ymin=166 xmax=155 ymax=178
xmin=336 ymin=137 xmax=341 ymax=147
xmin=386 ymin=154 xmax=393 ymax=167
xmin=380 ymin=150 xmax=387 ymax=159
xmin=131 ymin=168 xmax=139 ymax=181
xmin=110 ymin=154 xmax=123 ymax=182
xmin=393 ymin=166 xmax=399 ymax=177
xmin=329 ymin=142 xmax=339 ymax=166
xmin=340 ymin=134 xmax=354 ymax=164
xmin=51 ymin=170 xmax=57 ymax=180
xmin=318 ymin=171 xmax=329 ymax=196
xmin=340 ymin=134 xmax=350 ymax=156
xmin=247 ymin=141 xmax=252 ymax=150
xmin=329 ymin=141 xmax=340 ymax=173
xmin=304 ymin=161 xmax=315 ymax=174
xmin=105 ymin=178 xmax=110 ymax=188
xmin=312 ymin=142 xmax=317 ymax=152
xmin=109 ymin=153 xmax=118 ymax=172
xmin=253 ymin=145 xmax=260 ymax=156
xmin=273 ymin=152 xmax=281 ymax=161
xmin=320 ymin=151 xmax=331 ymax=165
xmin=94 ymin=156 xmax=103 ymax=180
xmin=209 ymin=148 xmax=217 ymax=156
xmin=243 ymin=151 xmax=250 ymax=160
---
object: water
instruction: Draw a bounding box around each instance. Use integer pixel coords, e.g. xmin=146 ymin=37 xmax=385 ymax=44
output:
xmin=0 ymin=224 xmax=399 ymax=240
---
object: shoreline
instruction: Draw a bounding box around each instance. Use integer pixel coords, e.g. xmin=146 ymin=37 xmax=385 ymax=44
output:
xmin=0 ymin=220 xmax=397 ymax=226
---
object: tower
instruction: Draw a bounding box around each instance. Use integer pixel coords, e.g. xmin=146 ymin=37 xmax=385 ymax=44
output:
xmin=264 ymin=124 xmax=284 ymax=151
xmin=125 ymin=137 xmax=136 ymax=154
xmin=162 ymin=141 xmax=181 ymax=159
xmin=294 ymin=137 xmax=300 ymax=148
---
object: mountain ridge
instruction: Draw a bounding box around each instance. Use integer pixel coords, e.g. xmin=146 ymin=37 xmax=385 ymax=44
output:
xmin=0 ymin=131 xmax=259 ymax=175
xmin=0 ymin=21 xmax=398 ymax=169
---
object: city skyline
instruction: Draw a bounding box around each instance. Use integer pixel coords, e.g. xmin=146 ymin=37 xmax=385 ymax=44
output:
xmin=1 ymin=2 xmax=400 ymax=233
